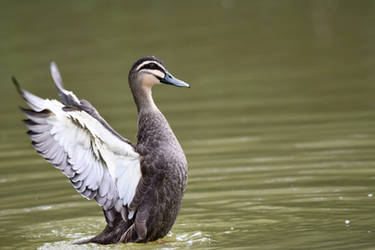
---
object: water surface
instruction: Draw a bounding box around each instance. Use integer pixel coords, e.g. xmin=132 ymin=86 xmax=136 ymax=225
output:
xmin=1 ymin=1 xmax=375 ymax=249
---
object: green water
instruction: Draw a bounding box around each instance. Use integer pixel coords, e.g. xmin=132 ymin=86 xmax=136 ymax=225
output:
xmin=1 ymin=1 xmax=375 ymax=249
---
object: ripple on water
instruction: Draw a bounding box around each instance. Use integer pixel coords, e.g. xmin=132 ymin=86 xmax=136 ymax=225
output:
xmin=2 ymin=1 xmax=375 ymax=249
xmin=16 ymin=216 xmax=212 ymax=249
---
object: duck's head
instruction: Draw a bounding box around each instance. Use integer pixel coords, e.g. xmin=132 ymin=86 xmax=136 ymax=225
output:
xmin=129 ymin=56 xmax=190 ymax=89
xmin=128 ymin=56 xmax=189 ymax=112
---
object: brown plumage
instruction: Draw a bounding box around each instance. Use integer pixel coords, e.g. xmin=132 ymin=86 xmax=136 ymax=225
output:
xmin=13 ymin=56 xmax=189 ymax=244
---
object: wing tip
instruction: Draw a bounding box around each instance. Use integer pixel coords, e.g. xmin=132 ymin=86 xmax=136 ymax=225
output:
xmin=20 ymin=106 xmax=52 ymax=117
xmin=50 ymin=61 xmax=64 ymax=89
xmin=50 ymin=61 xmax=82 ymax=106
xmin=50 ymin=61 xmax=57 ymax=68
xmin=12 ymin=76 xmax=24 ymax=97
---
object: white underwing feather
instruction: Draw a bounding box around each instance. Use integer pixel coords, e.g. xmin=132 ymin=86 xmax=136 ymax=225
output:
xmin=18 ymin=82 xmax=142 ymax=224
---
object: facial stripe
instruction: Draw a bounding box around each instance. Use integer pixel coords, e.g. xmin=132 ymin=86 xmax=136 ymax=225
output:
xmin=135 ymin=60 xmax=166 ymax=72
xmin=141 ymin=69 xmax=165 ymax=79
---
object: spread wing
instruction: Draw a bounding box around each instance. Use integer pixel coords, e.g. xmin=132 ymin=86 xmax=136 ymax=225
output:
xmin=13 ymin=63 xmax=141 ymax=225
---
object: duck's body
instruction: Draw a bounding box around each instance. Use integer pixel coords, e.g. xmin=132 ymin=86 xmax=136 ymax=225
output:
xmin=13 ymin=57 xmax=189 ymax=244
xmin=89 ymin=100 xmax=188 ymax=244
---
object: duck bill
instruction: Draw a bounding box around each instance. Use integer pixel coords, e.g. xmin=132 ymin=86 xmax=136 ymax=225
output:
xmin=160 ymin=71 xmax=190 ymax=88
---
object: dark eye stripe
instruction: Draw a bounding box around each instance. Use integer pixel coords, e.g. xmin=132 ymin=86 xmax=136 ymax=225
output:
xmin=138 ymin=62 xmax=164 ymax=72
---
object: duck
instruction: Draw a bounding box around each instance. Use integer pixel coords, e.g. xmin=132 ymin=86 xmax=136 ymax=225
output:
xmin=12 ymin=56 xmax=189 ymax=244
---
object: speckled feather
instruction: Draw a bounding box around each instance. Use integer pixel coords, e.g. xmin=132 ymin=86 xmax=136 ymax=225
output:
xmin=14 ymin=57 xmax=188 ymax=244
xmin=87 ymin=59 xmax=188 ymax=244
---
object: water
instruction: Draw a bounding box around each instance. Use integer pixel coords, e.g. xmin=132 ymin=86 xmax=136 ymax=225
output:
xmin=1 ymin=1 xmax=375 ymax=249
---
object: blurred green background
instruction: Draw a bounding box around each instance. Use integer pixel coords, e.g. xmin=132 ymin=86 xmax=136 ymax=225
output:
xmin=1 ymin=1 xmax=375 ymax=249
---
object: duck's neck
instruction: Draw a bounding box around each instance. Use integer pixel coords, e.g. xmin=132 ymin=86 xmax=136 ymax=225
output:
xmin=131 ymin=83 xmax=158 ymax=114
xmin=130 ymin=76 xmax=181 ymax=149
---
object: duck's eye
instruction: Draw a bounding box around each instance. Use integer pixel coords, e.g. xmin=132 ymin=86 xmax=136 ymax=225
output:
xmin=148 ymin=63 xmax=157 ymax=69
xmin=139 ymin=62 xmax=163 ymax=72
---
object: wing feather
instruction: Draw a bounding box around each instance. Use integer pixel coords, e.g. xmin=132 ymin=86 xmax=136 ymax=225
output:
xmin=13 ymin=74 xmax=142 ymax=224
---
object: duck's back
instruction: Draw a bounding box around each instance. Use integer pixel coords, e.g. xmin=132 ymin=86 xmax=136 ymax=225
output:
xmin=129 ymin=110 xmax=187 ymax=241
